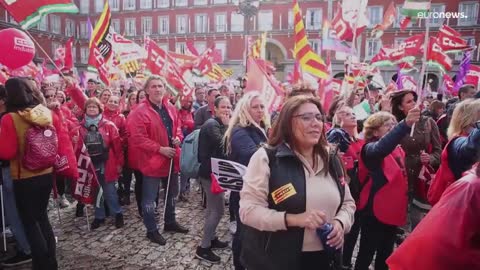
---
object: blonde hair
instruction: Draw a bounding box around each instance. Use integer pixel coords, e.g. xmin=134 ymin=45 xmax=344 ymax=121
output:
xmin=223 ymin=92 xmax=269 ymax=155
xmin=447 ymin=99 xmax=480 ymax=139
xmin=363 ymin=111 xmax=396 ymax=142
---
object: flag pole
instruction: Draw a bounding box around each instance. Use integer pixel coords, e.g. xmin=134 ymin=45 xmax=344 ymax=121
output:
xmin=411 ymin=18 xmax=430 ymax=137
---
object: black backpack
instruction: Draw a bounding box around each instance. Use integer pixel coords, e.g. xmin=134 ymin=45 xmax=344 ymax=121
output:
xmin=84 ymin=125 xmax=108 ymax=166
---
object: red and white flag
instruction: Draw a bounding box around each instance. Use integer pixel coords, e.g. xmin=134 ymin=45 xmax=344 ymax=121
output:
xmin=72 ymin=144 xmax=99 ymax=205
xmin=437 ymin=25 xmax=474 ymax=53
xmin=427 ymin=37 xmax=453 ymax=73
xmin=465 ymin=64 xmax=480 ymax=88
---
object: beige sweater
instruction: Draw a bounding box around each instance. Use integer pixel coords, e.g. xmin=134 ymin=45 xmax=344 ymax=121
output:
xmin=240 ymin=147 xmax=356 ymax=252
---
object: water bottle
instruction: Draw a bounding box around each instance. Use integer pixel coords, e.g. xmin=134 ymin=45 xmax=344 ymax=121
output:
xmin=316 ymin=223 xmax=337 ymax=254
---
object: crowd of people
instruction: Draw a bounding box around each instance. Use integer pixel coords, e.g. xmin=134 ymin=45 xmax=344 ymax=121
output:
xmin=0 ymin=74 xmax=479 ymax=270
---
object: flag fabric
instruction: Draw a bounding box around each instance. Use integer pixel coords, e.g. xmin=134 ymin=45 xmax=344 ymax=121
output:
xmin=332 ymin=3 xmax=365 ymax=42
xmin=322 ymin=20 xmax=355 ymax=53
xmin=186 ymin=40 xmax=200 ymax=56
xmin=442 ymin=74 xmax=454 ymax=94
xmin=250 ymin=33 xmax=267 ymax=59
xmin=245 ymin=57 xmax=284 ymax=113
xmin=371 ymin=2 xmax=397 ymax=38
xmin=401 ymin=0 xmax=431 ymax=18
xmin=400 ymin=17 xmax=411 ymax=31
xmin=64 ymin=37 xmax=74 ymax=72
xmin=145 ymin=39 xmax=168 ymax=76
xmin=341 ymin=0 xmax=369 ymax=35
xmin=0 ymin=0 xmax=78 ymax=29
xmin=210 ymin=158 xmax=247 ymax=192
xmin=437 ymin=25 xmax=474 ymax=53
xmin=465 ymin=65 xmax=480 ymax=88
xmin=453 ymin=51 xmax=472 ymax=91
xmin=398 ymin=75 xmax=417 ymax=91
xmin=88 ymin=1 xmax=112 ymax=84
xmin=293 ymin=0 xmax=328 ymax=79
xmin=72 ymin=144 xmax=99 ymax=205
xmin=110 ymin=32 xmax=147 ymax=64
xmin=87 ymin=17 xmax=94 ymax=40
xmin=426 ymin=37 xmax=453 ymax=74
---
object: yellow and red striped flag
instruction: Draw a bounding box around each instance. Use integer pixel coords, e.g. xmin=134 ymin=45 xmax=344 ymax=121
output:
xmin=293 ymin=0 xmax=328 ymax=79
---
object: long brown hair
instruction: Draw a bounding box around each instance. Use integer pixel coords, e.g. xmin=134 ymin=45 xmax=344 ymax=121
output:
xmin=268 ymin=96 xmax=329 ymax=175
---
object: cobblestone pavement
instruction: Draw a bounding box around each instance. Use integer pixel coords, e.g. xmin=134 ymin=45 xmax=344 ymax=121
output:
xmin=5 ymin=186 xmax=235 ymax=270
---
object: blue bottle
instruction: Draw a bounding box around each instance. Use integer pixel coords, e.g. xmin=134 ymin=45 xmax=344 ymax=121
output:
xmin=316 ymin=223 xmax=337 ymax=254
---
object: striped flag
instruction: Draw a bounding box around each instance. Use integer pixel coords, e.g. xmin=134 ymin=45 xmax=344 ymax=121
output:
xmin=0 ymin=0 xmax=78 ymax=29
xmin=88 ymin=1 xmax=112 ymax=85
xmin=293 ymin=0 xmax=328 ymax=79
xmin=401 ymin=0 xmax=431 ymax=19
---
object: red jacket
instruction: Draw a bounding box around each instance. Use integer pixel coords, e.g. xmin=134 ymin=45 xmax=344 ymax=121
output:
xmin=358 ymin=146 xmax=408 ymax=226
xmin=79 ymin=117 xmax=124 ymax=182
xmin=178 ymin=108 xmax=194 ymax=137
xmin=103 ymin=109 xmax=127 ymax=144
xmin=127 ymin=100 xmax=183 ymax=178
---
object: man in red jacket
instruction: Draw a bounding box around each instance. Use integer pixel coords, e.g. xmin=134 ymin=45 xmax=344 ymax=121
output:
xmin=127 ymin=76 xmax=189 ymax=245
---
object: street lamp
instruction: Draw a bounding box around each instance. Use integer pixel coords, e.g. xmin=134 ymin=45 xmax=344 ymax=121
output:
xmin=236 ymin=0 xmax=260 ymax=72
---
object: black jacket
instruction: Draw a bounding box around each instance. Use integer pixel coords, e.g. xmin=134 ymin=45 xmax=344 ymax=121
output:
xmin=241 ymin=143 xmax=345 ymax=270
xmin=198 ymin=117 xmax=227 ymax=179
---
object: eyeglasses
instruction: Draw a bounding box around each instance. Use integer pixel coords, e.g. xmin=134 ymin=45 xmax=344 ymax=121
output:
xmin=294 ymin=113 xmax=325 ymax=123
xmin=44 ymin=95 xmax=55 ymax=99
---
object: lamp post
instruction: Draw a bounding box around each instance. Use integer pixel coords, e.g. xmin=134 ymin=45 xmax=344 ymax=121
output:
xmin=236 ymin=0 xmax=260 ymax=73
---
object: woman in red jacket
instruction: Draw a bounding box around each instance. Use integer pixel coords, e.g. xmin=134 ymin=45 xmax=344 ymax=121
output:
xmin=387 ymin=165 xmax=480 ymax=270
xmin=79 ymin=97 xmax=124 ymax=230
xmin=355 ymin=109 xmax=420 ymax=270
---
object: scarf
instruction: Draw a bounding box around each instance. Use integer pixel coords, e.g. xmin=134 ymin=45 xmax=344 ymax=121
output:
xmin=85 ymin=114 xmax=102 ymax=128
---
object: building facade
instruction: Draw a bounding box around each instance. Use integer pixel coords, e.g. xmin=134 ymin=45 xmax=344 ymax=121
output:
xmin=0 ymin=0 xmax=479 ymax=89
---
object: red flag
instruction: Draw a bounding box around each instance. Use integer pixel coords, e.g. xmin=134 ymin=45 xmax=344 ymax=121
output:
xmin=332 ymin=3 xmax=356 ymax=42
xmin=427 ymin=37 xmax=453 ymax=73
xmin=442 ymin=74 xmax=454 ymax=94
xmin=145 ymin=39 xmax=168 ymax=75
xmin=400 ymin=17 xmax=411 ymax=31
xmin=437 ymin=25 xmax=473 ymax=53
xmin=371 ymin=2 xmax=397 ymax=38
xmin=186 ymin=40 xmax=200 ymax=56
xmin=72 ymin=144 xmax=99 ymax=205
xmin=64 ymin=37 xmax=74 ymax=71
xmin=0 ymin=0 xmax=78 ymax=29
xmin=465 ymin=65 xmax=480 ymax=87
xmin=89 ymin=45 xmax=109 ymax=85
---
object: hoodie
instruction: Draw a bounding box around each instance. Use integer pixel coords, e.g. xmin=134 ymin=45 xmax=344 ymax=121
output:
xmin=0 ymin=104 xmax=62 ymax=180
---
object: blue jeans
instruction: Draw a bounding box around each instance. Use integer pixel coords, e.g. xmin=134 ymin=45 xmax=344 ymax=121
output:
xmin=179 ymin=173 xmax=190 ymax=195
xmin=142 ymin=173 xmax=178 ymax=233
xmin=94 ymin=172 xmax=122 ymax=220
xmin=1 ymin=167 xmax=31 ymax=254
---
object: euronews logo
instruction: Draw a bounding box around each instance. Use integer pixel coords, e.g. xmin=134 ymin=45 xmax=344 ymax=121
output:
xmin=417 ymin=11 xmax=468 ymax=19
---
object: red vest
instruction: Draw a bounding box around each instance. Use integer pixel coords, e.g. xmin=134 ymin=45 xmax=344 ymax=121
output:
xmin=342 ymin=139 xmax=364 ymax=170
xmin=427 ymin=135 xmax=466 ymax=206
xmin=358 ymin=146 xmax=408 ymax=226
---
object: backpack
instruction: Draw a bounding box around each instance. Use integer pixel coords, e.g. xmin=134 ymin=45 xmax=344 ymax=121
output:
xmin=180 ymin=129 xmax=201 ymax=178
xmin=84 ymin=125 xmax=108 ymax=166
xmin=22 ymin=125 xmax=59 ymax=171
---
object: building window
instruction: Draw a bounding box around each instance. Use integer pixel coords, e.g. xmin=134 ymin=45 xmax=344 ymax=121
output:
xmin=428 ymin=4 xmax=445 ymax=26
xmin=258 ymin=10 xmax=273 ymax=31
xmin=142 ymin=17 xmax=153 ymax=34
xmin=140 ymin=0 xmax=152 ymax=9
xmin=80 ymin=1 xmax=89 ymax=14
xmin=306 ymin=9 xmax=322 ymax=30
xmin=216 ymin=41 xmax=227 ymax=61
xmin=50 ymin=15 xmax=61 ymax=34
xmin=196 ymin=14 xmax=208 ymax=33
xmin=52 ymin=42 xmax=62 ymax=56
xmin=366 ymin=39 xmax=382 ymax=59
xmin=288 ymin=9 xmax=294 ymax=29
xmin=309 ymin=40 xmax=321 ymax=55
xmin=216 ymin=13 xmax=227 ymax=32
xmin=109 ymin=0 xmax=120 ymax=11
xmin=395 ymin=5 xmax=412 ymax=28
xmin=231 ymin=13 xmax=244 ymax=32
xmin=80 ymin=47 xmax=89 ymax=64
xmin=458 ymin=2 xmax=479 ymax=26
xmin=72 ymin=46 xmax=77 ymax=62
xmin=213 ymin=0 xmax=227 ymax=4
xmin=65 ymin=19 xmax=75 ymax=37
xmin=158 ymin=16 xmax=169 ymax=34
xmin=195 ymin=0 xmax=207 ymax=5
xmin=194 ymin=42 xmax=207 ymax=54
xmin=368 ymin=6 xmax=383 ymax=28
xmin=177 ymin=15 xmax=188 ymax=34
xmin=79 ymin=22 xmax=88 ymax=39
xmin=157 ymin=0 xmax=169 ymax=8
xmin=125 ymin=18 xmax=137 ymax=36
xmin=38 ymin=15 xmax=48 ymax=31
xmin=95 ymin=0 xmax=104 ymax=13
xmin=176 ymin=42 xmax=187 ymax=54
xmin=111 ymin=19 xmax=121 ymax=33
xmin=176 ymin=0 xmax=187 ymax=7
xmin=124 ymin=0 xmax=136 ymax=10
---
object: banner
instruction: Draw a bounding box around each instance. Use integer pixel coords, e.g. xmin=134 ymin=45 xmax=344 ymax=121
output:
xmin=437 ymin=25 xmax=474 ymax=53
xmin=72 ymin=144 xmax=99 ymax=205
xmin=211 ymin=158 xmax=247 ymax=192
xmin=0 ymin=0 xmax=78 ymax=29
